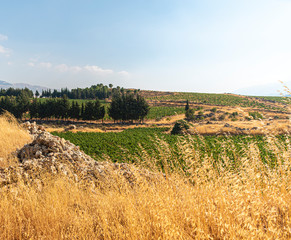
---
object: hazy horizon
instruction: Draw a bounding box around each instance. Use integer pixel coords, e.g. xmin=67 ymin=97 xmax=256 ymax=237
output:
xmin=1 ymin=0 xmax=291 ymax=94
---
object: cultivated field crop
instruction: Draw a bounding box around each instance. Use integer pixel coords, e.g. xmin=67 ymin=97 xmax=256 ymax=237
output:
xmin=53 ymin=128 xmax=290 ymax=169
xmin=146 ymin=106 xmax=185 ymax=120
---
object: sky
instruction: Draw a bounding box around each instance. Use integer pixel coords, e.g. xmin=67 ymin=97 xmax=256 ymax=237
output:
xmin=0 ymin=0 xmax=291 ymax=93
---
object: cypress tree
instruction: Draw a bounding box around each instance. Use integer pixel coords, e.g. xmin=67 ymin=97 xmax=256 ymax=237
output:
xmin=185 ymin=100 xmax=189 ymax=111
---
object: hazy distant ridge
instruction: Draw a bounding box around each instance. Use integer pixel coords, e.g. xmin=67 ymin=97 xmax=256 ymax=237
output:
xmin=0 ymin=80 xmax=49 ymax=92
xmin=233 ymin=81 xmax=291 ymax=96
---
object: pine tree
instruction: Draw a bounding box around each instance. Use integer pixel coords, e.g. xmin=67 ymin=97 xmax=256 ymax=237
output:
xmin=92 ymin=99 xmax=105 ymax=121
xmin=35 ymin=90 xmax=40 ymax=98
xmin=30 ymin=98 xmax=39 ymax=119
xmin=109 ymin=93 xmax=149 ymax=122
xmin=82 ymin=101 xmax=95 ymax=121
xmin=185 ymin=100 xmax=189 ymax=111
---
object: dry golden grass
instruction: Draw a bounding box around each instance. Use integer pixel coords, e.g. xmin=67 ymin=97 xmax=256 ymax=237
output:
xmin=0 ymin=112 xmax=31 ymax=168
xmin=45 ymin=127 xmax=104 ymax=133
xmin=0 ymin=114 xmax=290 ymax=239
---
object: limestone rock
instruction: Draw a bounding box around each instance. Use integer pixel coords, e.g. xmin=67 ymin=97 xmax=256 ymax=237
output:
xmin=0 ymin=122 xmax=161 ymax=188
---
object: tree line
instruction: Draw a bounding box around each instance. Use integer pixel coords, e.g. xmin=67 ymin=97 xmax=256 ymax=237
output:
xmin=40 ymin=84 xmax=139 ymax=100
xmin=0 ymin=92 xmax=149 ymax=122
xmin=0 ymin=87 xmax=34 ymax=98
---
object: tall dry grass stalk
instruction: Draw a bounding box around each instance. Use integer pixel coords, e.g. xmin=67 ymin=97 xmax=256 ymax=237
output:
xmin=0 ymin=112 xmax=31 ymax=167
xmin=0 ymin=112 xmax=290 ymax=239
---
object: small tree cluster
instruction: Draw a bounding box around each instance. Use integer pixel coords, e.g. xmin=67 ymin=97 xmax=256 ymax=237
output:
xmin=109 ymin=93 xmax=149 ymax=122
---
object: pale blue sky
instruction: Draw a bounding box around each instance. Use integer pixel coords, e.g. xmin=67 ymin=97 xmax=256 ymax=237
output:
xmin=0 ymin=0 xmax=291 ymax=92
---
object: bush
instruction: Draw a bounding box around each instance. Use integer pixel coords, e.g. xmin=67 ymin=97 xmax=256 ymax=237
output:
xmin=249 ymin=111 xmax=263 ymax=120
xmin=230 ymin=112 xmax=238 ymax=118
xmin=210 ymin=107 xmax=217 ymax=113
xmin=185 ymin=109 xmax=195 ymax=120
xmin=219 ymin=115 xmax=226 ymax=121
xmin=171 ymin=120 xmax=190 ymax=135
xmin=198 ymin=110 xmax=204 ymax=115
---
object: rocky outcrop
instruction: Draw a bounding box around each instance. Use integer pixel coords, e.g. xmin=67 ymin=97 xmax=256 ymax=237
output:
xmin=0 ymin=122 xmax=160 ymax=188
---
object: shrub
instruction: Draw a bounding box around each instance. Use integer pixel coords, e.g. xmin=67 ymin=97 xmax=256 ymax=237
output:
xmin=230 ymin=112 xmax=238 ymax=118
xmin=171 ymin=120 xmax=190 ymax=135
xmin=185 ymin=109 xmax=195 ymax=120
xmin=210 ymin=107 xmax=217 ymax=113
xmin=249 ymin=111 xmax=263 ymax=120
xmin=219 ymin=115 xmax=226 ymax=121
xmin=210 ymin=117 xmax=217 ymax=121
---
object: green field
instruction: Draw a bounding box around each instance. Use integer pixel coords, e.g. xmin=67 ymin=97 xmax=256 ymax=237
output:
xmin=146 ymin=106 xmax=185 ymax=120
xmin=53 ymin=128 xmax=289 ymax=170
xmin=146 ymin=92 xmax=286 ymax=111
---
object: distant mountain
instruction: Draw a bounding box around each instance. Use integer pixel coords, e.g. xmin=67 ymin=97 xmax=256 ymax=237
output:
xmin=233 ymin=81 xmax=291 ymax=96
xmin=0 ymin=80 xmax=13 ymax=87
xmin=0 ymin=80 xmax=49 ymax=92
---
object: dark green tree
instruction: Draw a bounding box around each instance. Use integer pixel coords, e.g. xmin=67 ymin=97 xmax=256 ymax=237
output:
xmin=69 ymin=101 xmax=81 ymax=120
xmin=15 ymin=91 xmax=30 ymax=119
xmin=30 ymin=98 xmax=39 ymax=119
xmin=35 ymin=90 xmax=40 ymax=98
xmin=92 ymin=99 xmax=105 ymax=121
xmin=109 ymin=93 xmax=149 ymax=122
xmin=82 ymin=101 xmax=95 ymax=121
xmin=59 ymin=95 xmax=70 ymax=119
xmin=185 ymin=100 xmax=189 ymax=111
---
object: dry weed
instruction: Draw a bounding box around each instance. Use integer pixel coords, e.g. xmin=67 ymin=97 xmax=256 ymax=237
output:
xmin=0 ymin=112 xmax=31 ymax=168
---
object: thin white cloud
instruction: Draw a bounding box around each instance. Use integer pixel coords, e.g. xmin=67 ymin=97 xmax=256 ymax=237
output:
xmin=0 ymin=34 xmax=8 ymax=41
xmin=55 ymin=64 xmax=83 ymax=73
xmin=0 ymin=45 xmax=11 ymax=56
xmin=84 ymin=65 xmax=113 ymax=74
xmin=55 ymin=64 xmax=114 ymax=74
xmin=39 ymin=62 xmax=52 ymax=69
xmin=28 ymin=62 xmax=35 ymax=67
xmin=70 ymin=66 xmax=82 ymax=72
xmin=118 ymin=71 xmax=130 ymax=77
xmin=27 ymin=60 xmax=129 ymax=79
xmin=7 ymin=62 xmax=13 ymax=65
xmin=55 ymin=64 xmax=69 ymax=72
